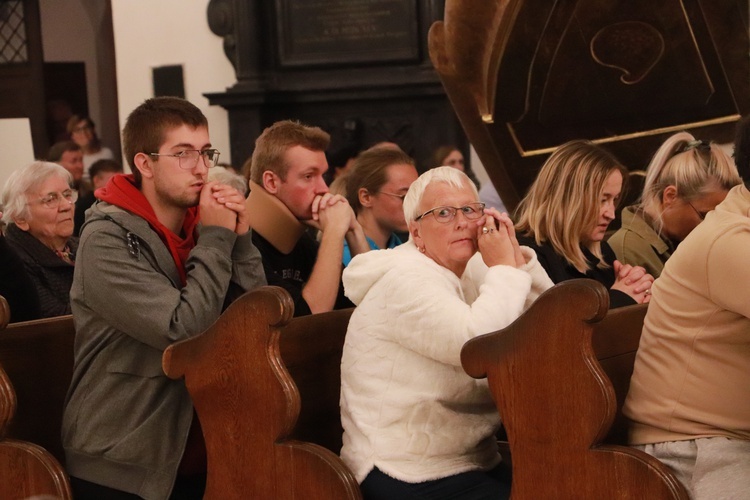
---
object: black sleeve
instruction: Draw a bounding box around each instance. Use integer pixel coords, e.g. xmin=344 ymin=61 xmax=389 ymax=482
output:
xmin=608 ymin=289 xmax=637 ymax=309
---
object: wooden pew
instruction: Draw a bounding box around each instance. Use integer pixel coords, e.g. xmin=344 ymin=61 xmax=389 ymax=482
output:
xmin=163 ymin=286 xmax=361 ymax=500
xmin=0 ymin=301 xmax=75 ymax=465
xmin=0 ymin=296 xmax=73 ymax=499
xmin=592 ymin=296 xmax=649 ymax=446
xmin=462 ymin=279 xmax=689 ymax=499
xmin=279 ymin=303 xmax=353 ymax=455
xmin=0 ymin=277 xmax=674 ymax=499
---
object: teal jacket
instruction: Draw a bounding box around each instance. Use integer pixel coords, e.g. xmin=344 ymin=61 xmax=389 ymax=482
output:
xmin=342 ymin=232 xmax=403 ymax=266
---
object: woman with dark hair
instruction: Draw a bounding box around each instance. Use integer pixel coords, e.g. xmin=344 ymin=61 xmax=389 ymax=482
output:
xmin=428 ymin=145 xmax=482 ymax=189
xmin=67 ymin=115 xmax=115 ymax=175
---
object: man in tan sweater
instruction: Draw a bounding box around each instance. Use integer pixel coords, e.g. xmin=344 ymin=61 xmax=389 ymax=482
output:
xmin=624 ymin=115 xmax=750 ymax=500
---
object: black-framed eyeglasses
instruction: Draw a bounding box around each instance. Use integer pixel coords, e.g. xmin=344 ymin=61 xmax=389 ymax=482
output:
xmin=687 ymin=200 xmax=706 ymax=220
xmin=415 ymin=202 xmax=486 ymax=223
xmin=149 ymin=149 xmax=220 ymax=170
xmin=377 ymin=191 xmax=407 ymax=202
xmin=34 ymin=189 xmax=78 ymax=209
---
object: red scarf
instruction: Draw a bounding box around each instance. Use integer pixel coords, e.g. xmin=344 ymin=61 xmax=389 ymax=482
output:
xmin=96 ymin=174 xmax=199 ymax=286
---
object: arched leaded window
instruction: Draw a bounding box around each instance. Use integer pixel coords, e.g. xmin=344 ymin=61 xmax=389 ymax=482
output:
xmin=0 ymin=0 xmax=28 ymax=64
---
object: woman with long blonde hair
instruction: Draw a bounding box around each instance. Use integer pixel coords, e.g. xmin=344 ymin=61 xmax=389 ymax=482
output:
xmin=516 ymin=140 xmax=653 ymax=308
xmin=608 ymin=132 xmax=740 ymax=277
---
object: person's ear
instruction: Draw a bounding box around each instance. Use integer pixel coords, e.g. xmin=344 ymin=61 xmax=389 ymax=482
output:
xmin=662 ymin=185 xmax=678 ymax=208
xmin=262 ymin=171 xmax=280 ymax=194
xmin=359 ymin=188 xmax=373 ymax=208
xmin=409 ymin=221 xmax=424 ymax=251
xmin=133 ymin=152 xmax=154 ymax=180
xmin=13 ymin=216 xmax=30 ymax=232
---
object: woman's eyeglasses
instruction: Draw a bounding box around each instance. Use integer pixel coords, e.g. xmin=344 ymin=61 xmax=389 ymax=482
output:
xmin=415 ymin=202 xmax=486 ymax=223
xmin=687 ymin=200 xmax=706 ymax=220
xmin=34 ymin=189 xmax=78 ymax=209
xmin=377 ymin=191 xmax=407 ymax=202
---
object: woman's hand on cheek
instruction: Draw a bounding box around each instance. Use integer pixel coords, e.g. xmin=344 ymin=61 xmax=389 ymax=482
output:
xmin=483 ymin=209 xmax=525 ymax=267
xmin=477 ymin=212 xmax=517 ymax=268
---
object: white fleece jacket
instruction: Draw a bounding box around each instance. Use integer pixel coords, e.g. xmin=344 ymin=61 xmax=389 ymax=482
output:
xmin=340 ymin=240 xmax=553 ymax=483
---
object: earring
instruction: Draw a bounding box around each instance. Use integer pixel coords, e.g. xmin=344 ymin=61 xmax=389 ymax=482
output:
xmin=418 ymin=246 xmax=426 ymax=253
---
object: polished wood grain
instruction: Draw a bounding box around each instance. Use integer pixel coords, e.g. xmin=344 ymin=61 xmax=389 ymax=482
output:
xmin=279 ymin=306 xmax=354 ymax=455
xmin=462 ymin=279 xmax=688 ymax=499
xmin=163 ymin=286 xmax=361 ymax=500
xmin=0 ymin=297 xmax=72 ymax=499
xmin=0 ymin=305 xmax=75 ymax=465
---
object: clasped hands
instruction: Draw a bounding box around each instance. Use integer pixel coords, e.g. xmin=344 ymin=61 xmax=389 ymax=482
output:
xmin=612 ymin=261 xmax=654 ymax=304
xmin=200 ymin=181 xmax=250 ymax=235
xmin=307 ymin=193 xmax=359 ymax=235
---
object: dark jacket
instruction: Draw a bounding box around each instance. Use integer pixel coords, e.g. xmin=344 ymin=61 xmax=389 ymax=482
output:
xmin=516 ymin=235 xmax=635 ymax=309
xmin=4 ymin=223 xmax=77 ymax=318
xmin=0 ymin=234 xmax=41 ymax=322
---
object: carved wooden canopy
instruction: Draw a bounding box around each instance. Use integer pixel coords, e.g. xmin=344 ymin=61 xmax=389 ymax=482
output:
xmin=429 ymin=0 xmax=749 ymax=210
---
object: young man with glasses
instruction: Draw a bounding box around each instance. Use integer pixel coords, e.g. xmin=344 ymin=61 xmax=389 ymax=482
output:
xmin=62 ymin=96 xmax=266 ymax=499
xmin=244 ymin=120 xmax=369 ymax=316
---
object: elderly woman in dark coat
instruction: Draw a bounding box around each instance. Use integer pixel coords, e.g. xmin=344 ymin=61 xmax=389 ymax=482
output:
xmin=1 ymin=161 xmax=79 ymax=318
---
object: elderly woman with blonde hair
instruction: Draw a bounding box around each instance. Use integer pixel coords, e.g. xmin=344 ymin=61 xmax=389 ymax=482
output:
xmin=515 ymin=140 xmax=654 ymax=308
xmin=1 ymin=161 xmax=79 ymax=318
xmin=608 ymin=132 xmax=740 ymax=277
xmin=340 ymin=166 xmax=553 ymax=499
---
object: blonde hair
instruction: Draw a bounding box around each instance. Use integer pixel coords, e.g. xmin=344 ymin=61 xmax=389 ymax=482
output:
xmin=641 ymin=132 xmax=740 ymax=232
xmin=516 ymin=140 xmax=627 ymax=273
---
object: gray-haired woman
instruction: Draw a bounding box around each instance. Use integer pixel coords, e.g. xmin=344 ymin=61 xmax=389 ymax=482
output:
xmin=1 ymin=161 xmax=79 ymax=318
xmin=340 ymin=166 xmax=553 ymax=499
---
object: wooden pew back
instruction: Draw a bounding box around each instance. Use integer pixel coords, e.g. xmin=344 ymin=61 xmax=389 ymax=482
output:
xmin=0 ymin=296 xmax=73 ymax=499
xmin=163 ymin=286 xmax=361 ymax=500
xmin=592 ymin=300 xmax=649 ymax=445
xmin=461 ymin=279 xmax=688 ymax=499
xmin=279 ymin=304 xmax=353 ymax=454
xmin=0 ymin=300 xmax=75 ymax=464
